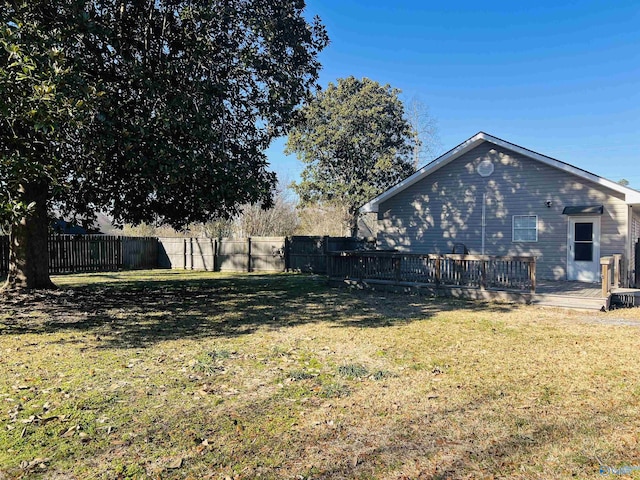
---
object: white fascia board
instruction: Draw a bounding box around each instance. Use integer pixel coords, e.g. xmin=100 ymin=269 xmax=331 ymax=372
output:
xmin=485 ymin=134 xmax=640 ymax=204
xmin=359 ymin=132 xmax=487 ymax=213
xmin=359 ymin=132 xmax=640 ymax=213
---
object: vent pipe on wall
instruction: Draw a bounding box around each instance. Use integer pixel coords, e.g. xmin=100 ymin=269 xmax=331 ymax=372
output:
xmin=482 ymin=193 xmax=486 ymax=256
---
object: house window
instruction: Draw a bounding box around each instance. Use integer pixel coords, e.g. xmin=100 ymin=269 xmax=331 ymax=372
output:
xmin=513 ymin=215 xmax=538 ymax=242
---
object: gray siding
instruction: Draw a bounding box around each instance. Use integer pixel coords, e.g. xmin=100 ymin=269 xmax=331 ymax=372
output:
xmin=632 ymin=212 xmax=640 ymax=245
xmin=631 ymin=212 xmax=640 ymax=285
xmin=377 ymin=142 xmax=629 ymax=280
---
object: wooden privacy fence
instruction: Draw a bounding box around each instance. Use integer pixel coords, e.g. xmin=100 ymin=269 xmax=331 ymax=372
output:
xmin=0 ymin=235 xmax=158 ymax=275
xmin=327 ymin=251 xmax=536 ymax=294
xmin=49 ymin=235 xmax=158 ymax=273
xmin=49 ymin=235 xmax=121 ymax=273
xmin=287 ymin=236 xmax=375 ymax=273
xmin=0 ymin=234 xmax=373 ymax=275
xmin=158 ymin=237 xmax=286 ymax=272
xmin=157 ymin=236 xmax=374 ymax=273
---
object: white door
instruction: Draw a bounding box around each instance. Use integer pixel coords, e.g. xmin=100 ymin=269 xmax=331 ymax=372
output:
xmin=567 ymin=216 xmax=601 ymax=282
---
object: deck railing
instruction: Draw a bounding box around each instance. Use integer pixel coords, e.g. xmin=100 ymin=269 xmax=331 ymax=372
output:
xmin=328 ymin=251 xmax=536 ymax=294
xmin=600 ymin=254 xmax=623 ymax=297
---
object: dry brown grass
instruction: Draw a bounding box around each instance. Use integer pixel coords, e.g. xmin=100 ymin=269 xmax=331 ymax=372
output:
xmin=0 ymin=271 xmax=639 ymax=479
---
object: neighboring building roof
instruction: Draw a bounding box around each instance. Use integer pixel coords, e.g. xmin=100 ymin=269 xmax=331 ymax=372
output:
xmin=52 ymin=219 xmax=91 ymax=235
xmin=360 ymin=132 xmax=640 ymax=213
xmin=52 ymin=218 xmax=104 ymax=235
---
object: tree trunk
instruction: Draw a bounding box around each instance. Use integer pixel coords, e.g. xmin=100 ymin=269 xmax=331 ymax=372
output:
xmin=3 ymin=182 xmax=55 ymax=291
xmin=349 ymin=210 xmax=359 ymax=238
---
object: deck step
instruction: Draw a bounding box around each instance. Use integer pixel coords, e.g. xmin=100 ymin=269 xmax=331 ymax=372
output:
xmin=532 ymin=294 xmax=607 ymax=311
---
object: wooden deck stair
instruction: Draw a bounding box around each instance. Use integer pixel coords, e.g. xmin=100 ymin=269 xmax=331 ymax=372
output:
xmin=531 ymin=293 xmax=609 ymax=311
xmin=531 ymin=280 xmax=608 ymax=311
xmin=530 ymin=281 xmax=640 ymax=311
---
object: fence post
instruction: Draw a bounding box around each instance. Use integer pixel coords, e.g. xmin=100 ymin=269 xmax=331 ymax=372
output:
xmin=181 ymin=238 xmax=186 ymax=270
xmin=214 ymin=238 xmax=217 ymax=272
xmin=190 ymin=237 xmax=195 ymax=270
xmin=480 ymin=258 xmax=487 ymax=290
xmin=323 ymin=235 xmax=329 ymax=275
xmin=247 ymin=237 xmax=252 ymax=272
xmin=435 ymin=256 xmax=441 ymax=286
xmin=284 ymin=237 xmax=290 ymax=272
xmin=116 ymin=236 xmax=122 ymax=270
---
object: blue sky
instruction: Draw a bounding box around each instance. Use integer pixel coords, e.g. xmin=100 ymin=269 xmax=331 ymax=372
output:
xmin=267 ymin=0 xmax=640 ymax=189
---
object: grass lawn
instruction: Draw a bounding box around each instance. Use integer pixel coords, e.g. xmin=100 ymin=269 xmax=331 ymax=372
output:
xmin=1 ymin=270 xmax=640 ymax=479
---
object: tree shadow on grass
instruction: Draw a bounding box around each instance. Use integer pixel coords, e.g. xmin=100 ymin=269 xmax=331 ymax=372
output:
xmin=0 ymin=272 xmax=517 ymax=349
xmin=305 ymin=394 xmax=626 ymax=479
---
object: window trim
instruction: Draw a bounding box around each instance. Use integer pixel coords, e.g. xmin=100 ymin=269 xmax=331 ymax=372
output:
xmin=512 ymin=215 xmax=538 ymax=243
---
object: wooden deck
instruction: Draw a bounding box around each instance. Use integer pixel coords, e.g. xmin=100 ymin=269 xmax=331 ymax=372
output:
xmin=533 ymin=280 xmax=609 ymax=310
xmin=331 ymin=277 xmax=640 ymax=311
xmin=327 ymin=251 xmax=639 ymax=311
xmin=534 ymin=281 xmax=640 ymax=310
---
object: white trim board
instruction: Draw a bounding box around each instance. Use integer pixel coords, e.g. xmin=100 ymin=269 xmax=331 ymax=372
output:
xmin=360 ymin=132 xmax=640 ymax=213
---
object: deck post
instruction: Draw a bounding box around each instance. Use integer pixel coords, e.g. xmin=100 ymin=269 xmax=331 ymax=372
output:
xmin=529 ymin=257 xmax=536 ymax=295
xmin=600 ymin=256 xmax=613 ymax=298
xmin=612 ymin=254 xmax=622 ymax=289
xmin=480 ymin=258 xmax=487 ymax=290
xmin=435 ymin=256 xmax=441 ymax=286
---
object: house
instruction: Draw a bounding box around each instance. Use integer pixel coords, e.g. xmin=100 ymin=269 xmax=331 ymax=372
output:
xmin=361 ymin=132 xmax=640 ymax=286
xmin=52 ymin=219 xmax=94 ymax=235
xmin=51 ymin=213 xmax=115 ymax=235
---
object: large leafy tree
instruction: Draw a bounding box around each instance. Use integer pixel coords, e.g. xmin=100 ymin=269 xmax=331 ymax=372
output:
xmin=286 ymin=76 xmax=416 ymax=236
xmin=0 ymin=0 xmax=328 ymax=290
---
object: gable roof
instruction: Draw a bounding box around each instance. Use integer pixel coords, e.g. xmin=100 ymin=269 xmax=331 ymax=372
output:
xmin=360 ymin=132 xmax=640 ymax=213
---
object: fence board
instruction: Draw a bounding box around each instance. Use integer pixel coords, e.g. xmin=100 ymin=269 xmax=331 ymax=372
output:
xmin=287 ymin=236 xmax=374 ymax=273
xmin=287 ymin=236 xmax=326 ymax=273
xmin=157 ymin=236 xmax=287 ymax=272
xmin=1 ymin=234 xmax=369 ymax=277
xmin=48 ymin=235 xmax=123 ymax=273
xmin=217 ymin=238 xmax=251 ymax=272
xmin=249 ymin=237 xmax=286 ymax=272
xmin=122 ymin=237 xmax=158 ymax=270
xmin=1 ymin=235 xmax=157 ymax=276
xmin=157 ymin=237 xmax=186 ymax=269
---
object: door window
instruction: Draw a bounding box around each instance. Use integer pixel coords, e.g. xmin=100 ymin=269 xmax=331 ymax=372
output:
xmin=574 ymin=222 xmax=593 ymax=261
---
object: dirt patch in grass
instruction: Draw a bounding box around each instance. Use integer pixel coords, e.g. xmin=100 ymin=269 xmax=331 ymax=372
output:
xmin=1 ymin=271 xmax=639 ymax=479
